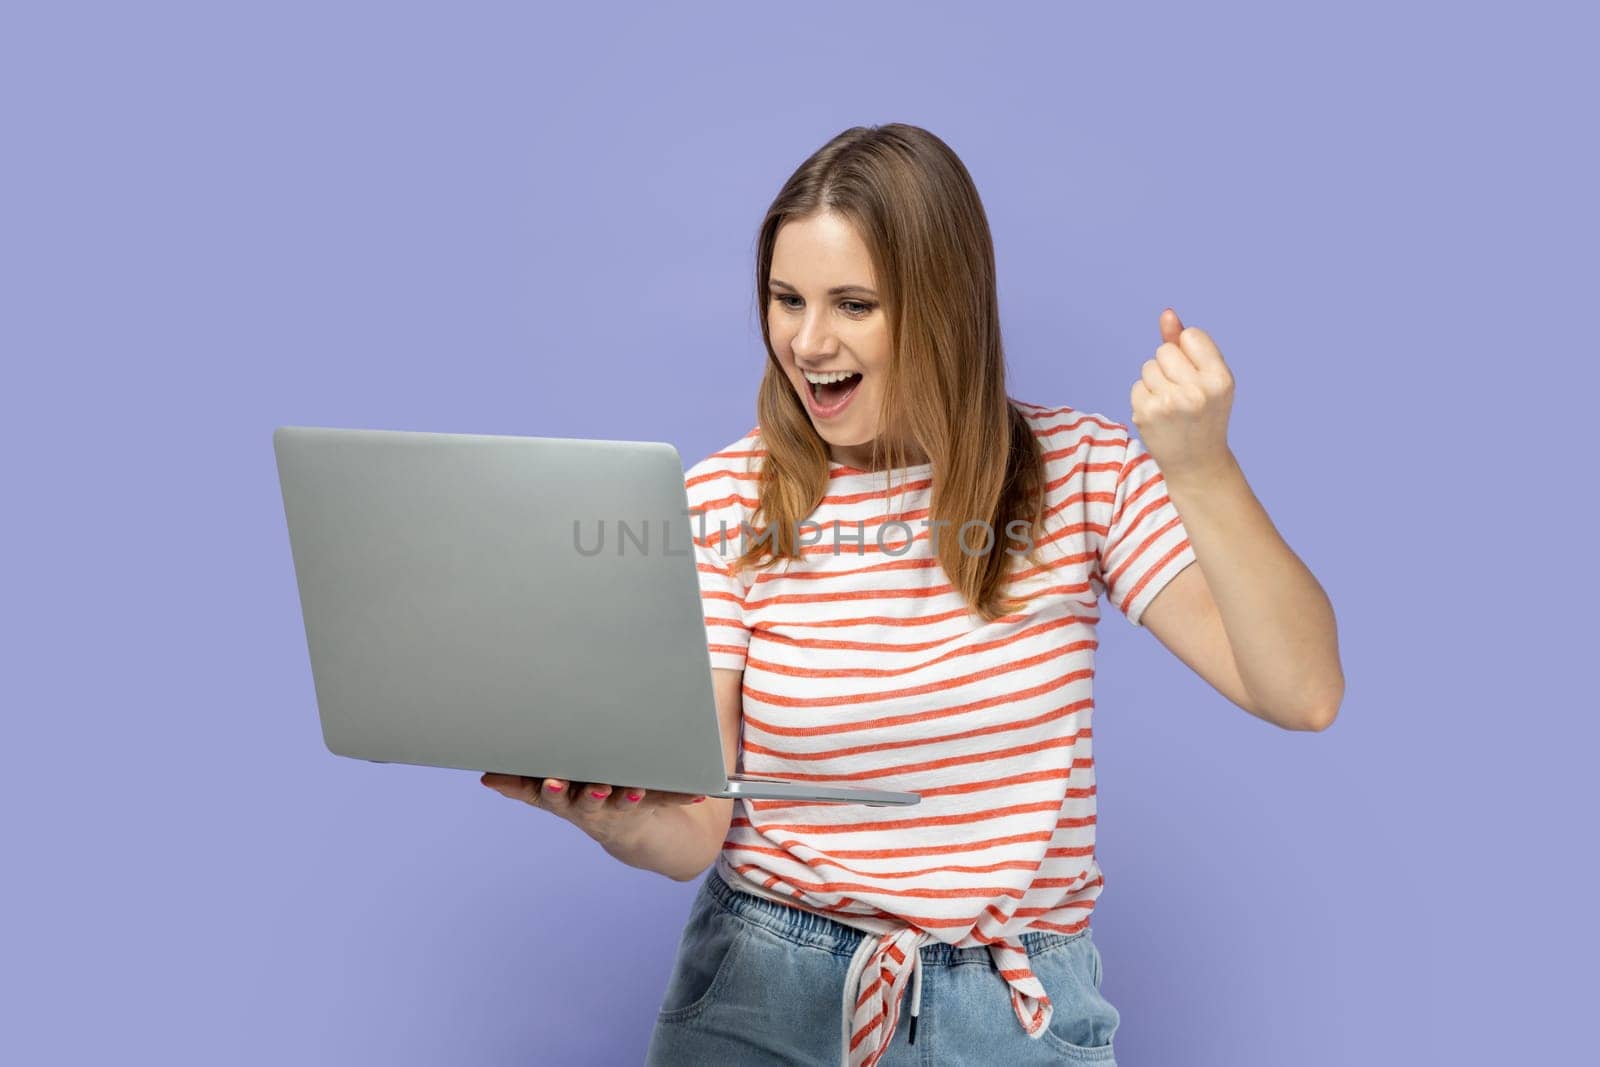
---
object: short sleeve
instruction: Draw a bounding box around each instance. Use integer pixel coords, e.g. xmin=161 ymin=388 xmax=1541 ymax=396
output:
xmin=684 ymin=455 xmax=755 ymax=671
xmin=1097 ymin=429 xmax=1198 ymax=628
xmin=692 ymin=532 xmax=751 ymax=670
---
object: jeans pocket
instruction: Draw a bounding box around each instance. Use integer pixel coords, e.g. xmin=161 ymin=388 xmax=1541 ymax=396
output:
xmin=1033 ymin=935 xmax=1120 ymax=1061
xmin=656 ymin=892 xmax=753 ymax=1023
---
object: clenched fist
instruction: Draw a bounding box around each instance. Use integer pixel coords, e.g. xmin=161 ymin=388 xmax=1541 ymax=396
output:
xmin=1130 ymin=307 xmax=1236 ymax=482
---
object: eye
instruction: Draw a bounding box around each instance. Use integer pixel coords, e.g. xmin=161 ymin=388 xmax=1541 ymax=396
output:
xmin=770 ymin=294 xmax=875 ymax=317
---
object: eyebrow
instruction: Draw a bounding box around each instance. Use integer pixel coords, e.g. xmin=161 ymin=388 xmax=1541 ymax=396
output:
xmin=768 ymin=277 xmax=879 ymax=298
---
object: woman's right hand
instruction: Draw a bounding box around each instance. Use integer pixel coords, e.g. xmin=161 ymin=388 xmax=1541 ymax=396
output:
xmin=478 ymin=773 xmax=708 ymax=848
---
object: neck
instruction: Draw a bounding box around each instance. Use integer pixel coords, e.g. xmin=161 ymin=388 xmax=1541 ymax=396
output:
xmin=831 ymin=441 xmax=930 ymax=470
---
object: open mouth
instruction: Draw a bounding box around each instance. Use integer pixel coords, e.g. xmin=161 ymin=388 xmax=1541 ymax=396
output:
xmin=808 ymin=372 xmax=862 ymax=411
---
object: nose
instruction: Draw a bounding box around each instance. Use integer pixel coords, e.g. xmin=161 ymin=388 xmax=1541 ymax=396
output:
xmin=789 ymin=307 xmax=837 ymax=363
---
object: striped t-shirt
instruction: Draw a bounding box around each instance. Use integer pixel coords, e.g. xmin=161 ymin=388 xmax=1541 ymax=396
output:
xmin=684 ymin=399 xmax=1197 ymax=1066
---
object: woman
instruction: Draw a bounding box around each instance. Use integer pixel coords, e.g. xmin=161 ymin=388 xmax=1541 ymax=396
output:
xmin=483 ymin=123 xmax=1343 ymax=1066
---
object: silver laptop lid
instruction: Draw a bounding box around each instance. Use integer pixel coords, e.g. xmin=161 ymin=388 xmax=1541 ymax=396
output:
xmin=273 ymin=425 xmax=730 ymax=795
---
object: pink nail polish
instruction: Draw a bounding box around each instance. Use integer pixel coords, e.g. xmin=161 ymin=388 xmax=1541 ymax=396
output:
xmin=590 ymin=790 xmax=608 ymax=799
xmin=545 ymin=782 xmax=564 ymax=792
xmin=627 ymin=793 xmax=643 ymax=802
xmin=692 ymin=796 xmax=707 ymax=803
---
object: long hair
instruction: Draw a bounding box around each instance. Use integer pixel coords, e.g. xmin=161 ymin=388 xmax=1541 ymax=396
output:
xmin=731 ymin=123 xmax=1049 ymax=622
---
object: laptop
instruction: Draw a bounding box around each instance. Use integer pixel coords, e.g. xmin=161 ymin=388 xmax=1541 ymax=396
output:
xmin=272 ymin=425 xmax=921 ymax=808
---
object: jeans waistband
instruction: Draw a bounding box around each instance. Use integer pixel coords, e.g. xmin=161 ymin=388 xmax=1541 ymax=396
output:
xmin=702 ymin=863 xmax=1089 ymax=965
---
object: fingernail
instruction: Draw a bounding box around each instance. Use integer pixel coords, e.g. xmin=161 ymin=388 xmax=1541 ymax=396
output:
xmin=692 ymin=796 xmax=707 ymax=803
xmin=627 ymin=793 xmax=643 ymax=802
xmin=590 ymin=790 xmax=609 ymax=799
xmin=545 ymin=782 xmax=564 ymax=792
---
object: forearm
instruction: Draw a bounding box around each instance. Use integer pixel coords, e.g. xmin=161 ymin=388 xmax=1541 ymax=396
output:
xmin=597 ymin=797 xmax=730 ymax=882
xmin=1163 ymin=450 xmax=1344 ymax=729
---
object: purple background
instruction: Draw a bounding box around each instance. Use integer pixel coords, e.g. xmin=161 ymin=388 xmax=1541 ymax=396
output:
xmin=5 ymin=2 xmax=1591 ymax=1064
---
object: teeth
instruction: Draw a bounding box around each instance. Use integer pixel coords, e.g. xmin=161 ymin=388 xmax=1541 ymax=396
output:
xmin=802 ymin=370 xmax=860 ymax=384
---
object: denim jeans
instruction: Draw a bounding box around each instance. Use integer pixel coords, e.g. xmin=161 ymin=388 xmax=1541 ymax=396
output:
xmin=645 ymin=865 xmax=1121 ymax=1065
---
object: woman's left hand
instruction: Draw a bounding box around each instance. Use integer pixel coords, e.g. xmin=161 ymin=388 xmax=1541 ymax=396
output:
xmin=1130 ymin=308 xmax=1237 ymax=480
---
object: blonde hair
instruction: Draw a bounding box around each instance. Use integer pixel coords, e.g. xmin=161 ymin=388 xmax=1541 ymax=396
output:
xmin=732 ymin=123 xmax=1050 ymax=622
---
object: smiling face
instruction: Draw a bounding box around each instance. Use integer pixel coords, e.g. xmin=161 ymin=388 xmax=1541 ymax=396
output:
xmin=767 ymin=211 xmax=925 ymax=470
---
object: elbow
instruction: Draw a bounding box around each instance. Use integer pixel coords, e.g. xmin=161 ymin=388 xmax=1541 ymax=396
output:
xmin=1249 ymin=684 xmax=1342 ymax=732
xmin=1301 ymin=677 xmax=1345 ymax=732
xmin=1302 ymin=705 xmax=1338 ymax=732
